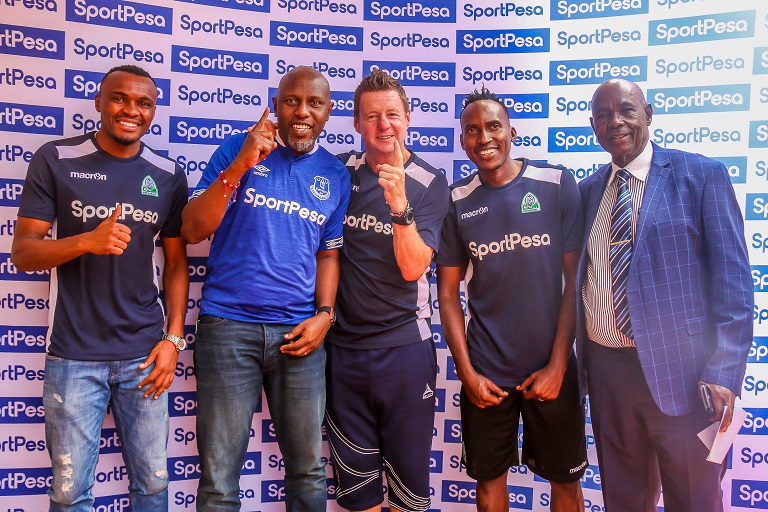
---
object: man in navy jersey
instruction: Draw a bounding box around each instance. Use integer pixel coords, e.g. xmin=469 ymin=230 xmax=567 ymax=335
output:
xmin=436 ymin=87 xmax=587 ymax=512
xmin=326 ymin=69 xmax=449 ymax=512
xmin=12 ymin=65 xmax=189 ymax=511
xmin=182 ymin=66 xmax=350 ymax=512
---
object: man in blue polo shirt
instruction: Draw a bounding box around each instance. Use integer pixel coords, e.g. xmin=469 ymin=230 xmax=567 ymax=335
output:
xmin=182 ymin=66 xmax=350 ymax=511
xmin=436 ymin=87 xmax=587 ymax=512
xmin=326 ymin=69 xmax=449 ymax=512
xmin=12 ymin=65 xmax=189 ymax=511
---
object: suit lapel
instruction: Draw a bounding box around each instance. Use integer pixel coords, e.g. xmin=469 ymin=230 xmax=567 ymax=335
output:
xmin=583 ymin=164 xmax=612 ymax=244
xmin=634 ymin=143 xmax=671 ymax=255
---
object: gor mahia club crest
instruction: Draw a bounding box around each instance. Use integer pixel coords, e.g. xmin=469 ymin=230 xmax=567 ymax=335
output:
xmin=521 ymin=192 xmax=540 ymax=213
xmin=141 ymin=175 xmax=158 ymax=197
xmin=310 ymin=176 xmax=331 ymax=200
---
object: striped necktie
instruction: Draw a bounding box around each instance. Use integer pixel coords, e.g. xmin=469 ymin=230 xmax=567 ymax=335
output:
xmin=610 ymin=168 xmax=633 ymax=339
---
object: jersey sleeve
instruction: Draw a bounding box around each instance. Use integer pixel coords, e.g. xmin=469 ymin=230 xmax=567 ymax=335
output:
xmin=319 ymin=161 xmax=351 ymax=251
xmin=435 ymin=195 xmax=467 ymax=267
xmin=17 ymin=143 xmax=57 ymax=223
xmin=560 ymin=168 xmax=584 ymax=254
xmin=414 ymin=171 xmax=450 ymax=252
xmin=160 ymin=167 xmax=190 ymax=238
xmin=191 ymin=134 xmax=243 ymax=199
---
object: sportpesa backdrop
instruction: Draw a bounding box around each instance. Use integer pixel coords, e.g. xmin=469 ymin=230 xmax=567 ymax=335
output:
xmin=1 ymin=0 xmax=767 ymax=510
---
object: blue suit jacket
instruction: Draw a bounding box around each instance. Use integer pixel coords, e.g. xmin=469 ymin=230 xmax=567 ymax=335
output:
xmin=576 ymin=143 xmax=753 ymax=415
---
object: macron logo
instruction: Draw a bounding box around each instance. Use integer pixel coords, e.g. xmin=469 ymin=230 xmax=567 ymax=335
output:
xmin=70 ymin=171 xmax=106 ymax=181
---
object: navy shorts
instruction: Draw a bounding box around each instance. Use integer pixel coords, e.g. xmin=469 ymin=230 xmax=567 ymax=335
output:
xmin=460 ymin=353 xmax=588 ymax=483
xmin=325 ymin=339 xmax=437 ymax=512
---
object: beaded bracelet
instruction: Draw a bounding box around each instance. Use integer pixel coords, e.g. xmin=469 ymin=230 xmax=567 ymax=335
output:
xmin=219 ymin=171 xmax=240 ymax=200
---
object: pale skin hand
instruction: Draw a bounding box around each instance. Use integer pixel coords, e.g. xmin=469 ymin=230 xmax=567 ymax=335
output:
xmin=699 ymin=380 xmax=737 ymax=432
xmin=376 ymin=141 xmax=408 ymax=213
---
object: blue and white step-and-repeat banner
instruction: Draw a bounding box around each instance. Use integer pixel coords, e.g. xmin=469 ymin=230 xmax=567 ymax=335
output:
xmin=1 ymin=0 xmax=767 ymax=510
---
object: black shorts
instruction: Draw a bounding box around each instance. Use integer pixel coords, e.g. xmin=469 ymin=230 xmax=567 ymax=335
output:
xmin=460 ymin=354 xmax=588 ymax=483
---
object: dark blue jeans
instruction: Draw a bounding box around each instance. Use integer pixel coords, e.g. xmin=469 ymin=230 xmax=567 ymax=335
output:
xmin=194 ymin=315 xmax=326 ymax=511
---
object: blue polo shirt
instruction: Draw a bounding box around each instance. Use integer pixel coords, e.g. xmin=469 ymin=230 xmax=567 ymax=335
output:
xmin=17 ymin=133 xmax=188 ymax=361
xmin=327 ymin=150 xmax=449 ymax=349
xmin=436 ymin=159 xmax=583 ymax=386
xmin=193 ymin=134 xmax=350 ymax=324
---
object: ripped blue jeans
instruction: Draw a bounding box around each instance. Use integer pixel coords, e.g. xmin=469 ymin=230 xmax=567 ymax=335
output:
xmin=43 ymin=355 xmax=169 ymax=511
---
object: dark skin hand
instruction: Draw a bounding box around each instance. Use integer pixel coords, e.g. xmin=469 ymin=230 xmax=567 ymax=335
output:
xmin=699 ymin=380 xmax=737 ymax=432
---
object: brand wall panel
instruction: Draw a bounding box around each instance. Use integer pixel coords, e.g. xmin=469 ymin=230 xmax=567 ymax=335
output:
xmin=1 ymin=0 xmax=767 ymax=510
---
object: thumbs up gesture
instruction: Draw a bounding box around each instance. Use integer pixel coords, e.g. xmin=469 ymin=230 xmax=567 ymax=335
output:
xmin=84 ymin=204 xmax=132 ymax=255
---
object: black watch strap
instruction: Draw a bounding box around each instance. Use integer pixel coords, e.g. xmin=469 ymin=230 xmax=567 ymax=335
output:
xmin=390 ymin=203 xmax=415 ymax=225
xmin=315 ymin=306 xmax=336 ymax=325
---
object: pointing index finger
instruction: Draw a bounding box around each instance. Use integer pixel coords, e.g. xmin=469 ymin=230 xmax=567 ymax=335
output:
xmin=393 ymin=140 xmax=404 ymax=169
xmin=255 ymin=107 xmax=271 ymax=130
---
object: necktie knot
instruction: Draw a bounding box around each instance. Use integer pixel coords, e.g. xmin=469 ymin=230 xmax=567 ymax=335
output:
xmin=616 ymin=168 xmax=631 ymax=184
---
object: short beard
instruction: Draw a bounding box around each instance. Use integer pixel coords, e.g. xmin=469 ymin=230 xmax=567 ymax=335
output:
xmin=287 ymin=136 xmax=316 ymax=154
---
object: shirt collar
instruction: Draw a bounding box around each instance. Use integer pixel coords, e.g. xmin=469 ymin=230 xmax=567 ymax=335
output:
xmin=609 ymin=141 xmax=653 ymax=185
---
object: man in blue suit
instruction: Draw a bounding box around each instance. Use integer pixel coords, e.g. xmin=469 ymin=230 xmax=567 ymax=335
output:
xmin=576 ymin=79 xmax=752 ymax=512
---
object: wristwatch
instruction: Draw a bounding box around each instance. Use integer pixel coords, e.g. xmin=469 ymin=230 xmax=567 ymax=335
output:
xmin=390 ymin=203 xmax=415 ymax=226
xmin=162 ymin=333 xmax=187 ymax=352
xmin=315 ymin=306 xmax=336 ymax=326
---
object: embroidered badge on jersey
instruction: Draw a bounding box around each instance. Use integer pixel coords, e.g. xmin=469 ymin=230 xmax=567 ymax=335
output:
xmin=521 ymin=192 xmax=540 ymax=213
xmin=141 ymin=175 xmax=158 ymax=197
xmin=311 ymin=176 xmax=331 ymax=200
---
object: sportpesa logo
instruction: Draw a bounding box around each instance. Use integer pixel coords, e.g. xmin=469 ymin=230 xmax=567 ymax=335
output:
xmin=557 ymin=27 xmax=641 ymax=49
xmin=179 ymin=14 xmax=263 ymax=39
xmin=463 ymin=3 xmax=544 ymax=20
xmin=0 ymin=179 xmax=23 ymax=207
xmin=0 ymin=102 xmax=63 ymax=135
xmin=655 ymin=55 xmax=745 ymax=79
xmin=551 ymin=0 xmax=647 ymax=20
xmin=649 ymin=84 xmax=750 ymax=115
xmin=369 ymin=32 xmax=450 ymax=52
xmin=755 ymin=47 xmax=768 ymax=75
xmin=548 ymin=127 xmax=602 ymax=152
xmin=66 ymin=0 xmax=172 ymax=34
xmin=277 ymin=0 xmax=357 ymax=14
xmin=750 ymin=121 xmax=768 ymax=149
xmin=469 ymin=232 xmax=552 ymax=261
xmin=549 ymin=56 xmax=646 ymax=85
xmin=64 ymin=69 xmax=170 ymax=106
xmin=0 ymin=326 xmax=47 ymax=353
xmin=405 ymin=127 xmax=454 ymax=152
xmin=457 ymin=28 xmax=549 ymax=54
xmin=170 ymin=117 xmax=253 ymax=145
xmin=364 ymin=60 xmax=455 ymax=87
xmin=454 ymin=93 xmax=548 ymax=119
xmin=0 ymin=24 xmax=65 ymax=60
xmin=364 ymin=0 xmax=455 ymax=22
xmin=172 ymin=46 xmax=268 ymax=79
xmin=176 ymin=0 xmax=268 ymax=12
xmin=270 ymin=21 xmax=363 ymax=51
xmin=649 ymin=10 xmax=755 ymax=46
